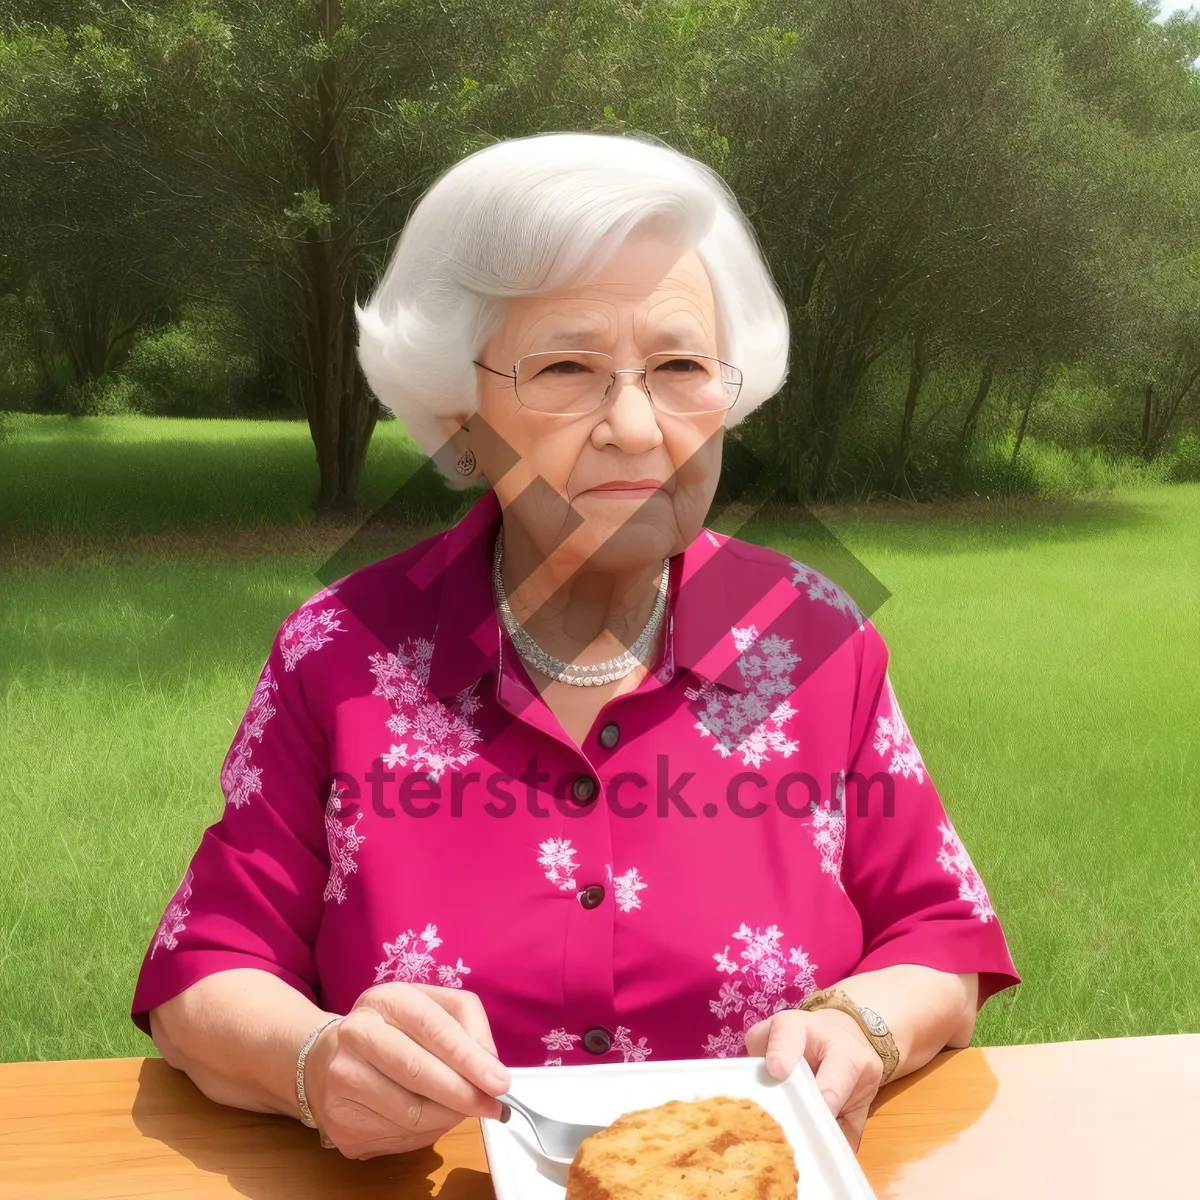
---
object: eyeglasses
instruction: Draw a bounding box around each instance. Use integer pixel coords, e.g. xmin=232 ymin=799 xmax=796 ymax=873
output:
xmin=472 ymin=350 xmax=743 ymax=416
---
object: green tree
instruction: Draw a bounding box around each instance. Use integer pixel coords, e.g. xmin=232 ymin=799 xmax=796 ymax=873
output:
xmin=4 ymin=0 xmax=1198 ymax=504
xmin=0 ymin=12 xmax=204 ymax=397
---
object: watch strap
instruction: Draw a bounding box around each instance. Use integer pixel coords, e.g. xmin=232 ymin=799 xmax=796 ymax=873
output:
xmin=795 ymin=987 xmax=900 ymax=1085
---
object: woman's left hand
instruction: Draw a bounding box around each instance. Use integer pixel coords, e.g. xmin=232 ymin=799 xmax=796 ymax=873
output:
xmin=744 ymin=1008 xmax=886 ymax=1151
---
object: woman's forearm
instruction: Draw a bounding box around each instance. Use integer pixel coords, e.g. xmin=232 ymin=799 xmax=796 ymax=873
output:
xmin=148 ymin=967 xmax=339 ymax=1119
xmin=829 ymin=964 xmax=979 ymax=1083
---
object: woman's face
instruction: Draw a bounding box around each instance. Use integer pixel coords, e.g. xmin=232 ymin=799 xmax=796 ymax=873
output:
xmin=464 ymin=232 xmax=728 ymax=573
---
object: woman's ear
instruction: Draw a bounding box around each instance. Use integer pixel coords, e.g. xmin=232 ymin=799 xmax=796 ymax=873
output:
xmin=429 ymin=411 xmax=483 ymax=482
xmin=434 ymin=412 xmax=473 ymax=442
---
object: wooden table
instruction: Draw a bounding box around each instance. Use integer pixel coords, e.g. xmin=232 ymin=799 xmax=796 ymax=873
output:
xmin=2 ymin=1034 xmax=1197 ymax=1198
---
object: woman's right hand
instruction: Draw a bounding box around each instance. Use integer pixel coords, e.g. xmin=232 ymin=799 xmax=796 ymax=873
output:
xmin=302 ymin=982 xmax=511 ymax=1160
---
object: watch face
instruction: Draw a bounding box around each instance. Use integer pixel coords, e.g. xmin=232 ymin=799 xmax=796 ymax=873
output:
xmin=861 ymin=1007 xmax=888 ymax=1036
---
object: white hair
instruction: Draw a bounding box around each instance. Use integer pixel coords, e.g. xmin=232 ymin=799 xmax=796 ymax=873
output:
xmin=354 ymin=130 xmax=790 ymax=489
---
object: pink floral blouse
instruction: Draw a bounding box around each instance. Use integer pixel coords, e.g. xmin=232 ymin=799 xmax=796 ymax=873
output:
xmin=131 ymin=486 xmax=1019 ymax=1066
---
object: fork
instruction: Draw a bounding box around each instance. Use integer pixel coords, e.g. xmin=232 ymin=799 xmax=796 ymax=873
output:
xmin=497 ymin=1092 xmax=609 ymax=1165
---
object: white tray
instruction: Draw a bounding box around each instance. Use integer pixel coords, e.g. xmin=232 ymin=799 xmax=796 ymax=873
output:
xmin=480 ymin=1056 xmax=878 ymax=1199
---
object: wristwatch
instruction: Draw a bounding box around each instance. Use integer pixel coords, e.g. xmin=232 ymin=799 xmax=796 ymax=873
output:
xmin=795 ymin=987 xmax=900 ymax=1085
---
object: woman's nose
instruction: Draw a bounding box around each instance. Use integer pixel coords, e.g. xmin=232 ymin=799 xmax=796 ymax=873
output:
xmin=600 ymin=372 xmax=663 ymax=452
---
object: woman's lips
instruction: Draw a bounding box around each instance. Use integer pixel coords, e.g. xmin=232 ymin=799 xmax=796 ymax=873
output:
xmin=584 ymin=480 xmax=665 ymax=497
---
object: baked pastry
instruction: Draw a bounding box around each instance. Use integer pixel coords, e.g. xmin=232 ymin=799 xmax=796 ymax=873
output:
xmin=564 ymin=1094 xmax=799 ymax=1199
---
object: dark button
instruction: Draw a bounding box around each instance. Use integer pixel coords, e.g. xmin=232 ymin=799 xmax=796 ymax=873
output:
xmin=582 ymin=1026 xmax=612 ymax=1055
xmin=579 ymin=884 xmax=605 ymax=910
xmin=598 ymin=722 xmax=620 ymax=750
xmin=571 ymin=774 xmax=597 ymax=804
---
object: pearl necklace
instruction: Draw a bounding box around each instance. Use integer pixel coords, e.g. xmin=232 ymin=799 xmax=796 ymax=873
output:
xmin=491 ymin=526 xmax=670 ymax=687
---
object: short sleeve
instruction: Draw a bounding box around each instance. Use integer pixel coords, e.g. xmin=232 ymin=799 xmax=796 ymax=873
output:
xmin=129 ymin=618 xmax=331 ymax=1038
xmin=839 ymin=621 xmax=1020 ymax=1009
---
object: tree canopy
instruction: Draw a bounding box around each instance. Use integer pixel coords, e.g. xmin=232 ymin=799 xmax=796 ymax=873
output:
xmin=2 ymin=0 xmax=1198 ymax=508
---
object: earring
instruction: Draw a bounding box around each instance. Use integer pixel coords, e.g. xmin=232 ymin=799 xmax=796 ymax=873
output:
xmin=454 ymin=447 xmax=476 ymax=476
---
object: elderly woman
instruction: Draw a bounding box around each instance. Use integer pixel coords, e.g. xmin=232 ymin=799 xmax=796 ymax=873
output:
xmin=131 ymin=130 xmax=1019 ymax=1162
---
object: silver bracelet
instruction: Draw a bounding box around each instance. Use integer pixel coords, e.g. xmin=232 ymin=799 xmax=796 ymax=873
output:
xmin=296 ymin=1015 xmax=342 ymax=1129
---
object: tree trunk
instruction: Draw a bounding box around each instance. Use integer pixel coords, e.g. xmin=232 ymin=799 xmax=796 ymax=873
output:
xmin=1141 ymin=366 xmax=1199 ymax=462
xmin=1139 ymin=380 xmax=1154 ymax=461
xmin=900 ymin=328 xmax=926 ymax=453
xmin=1010 ymin=368 xmax=1043 ymax=465
xmin=763 ymin=389 xmax=802 ymax=503
xmin=809 ymin=420 xmax=841 ymax=500
xmin=38 ymin=272 xmax=145 ymax=386
xmin=293 ymin=0 xmax=380 ymax=516
xmin=763 ymin=391 xmax=798 ymax=502
xmin=783 ymin=264 xmax=883 ymax=501
xmin=294 ymin=264 xmax=381 ymax=515
xmin=810 ymin=350 xmax=869 ymax=500
xmin=959 ymin=357 xmax=995 ymax=446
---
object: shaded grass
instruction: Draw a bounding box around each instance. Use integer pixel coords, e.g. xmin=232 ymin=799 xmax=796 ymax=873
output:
xmin=0 ymin=413 xmax=464 ymax=538
xmin=2 ymin=414 xmax=1197 ymax=1061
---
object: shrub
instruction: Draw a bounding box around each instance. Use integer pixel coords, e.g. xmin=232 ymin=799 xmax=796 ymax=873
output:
xmin=121 ymin=302 xmax=256 ymax=418
xmin=89 ymin=374 xmax=148 ymax=416
xmin=1162 ymin=432 xmax=1200 ymax=483
xmin=27 ymin=354 xmax=81 ymax=415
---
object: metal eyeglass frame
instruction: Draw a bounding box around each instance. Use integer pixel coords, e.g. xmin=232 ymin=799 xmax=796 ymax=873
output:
xmin=472 ymin=351 xmax=743 ymax=416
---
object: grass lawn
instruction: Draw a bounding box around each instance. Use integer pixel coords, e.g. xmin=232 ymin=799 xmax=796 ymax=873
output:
xmin=1 ymin=415 xmax=1197 ymax=1062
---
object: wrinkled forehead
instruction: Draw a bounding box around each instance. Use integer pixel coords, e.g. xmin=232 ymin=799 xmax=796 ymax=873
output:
xmin=501 ymin=243 xmax=717 ymax=349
